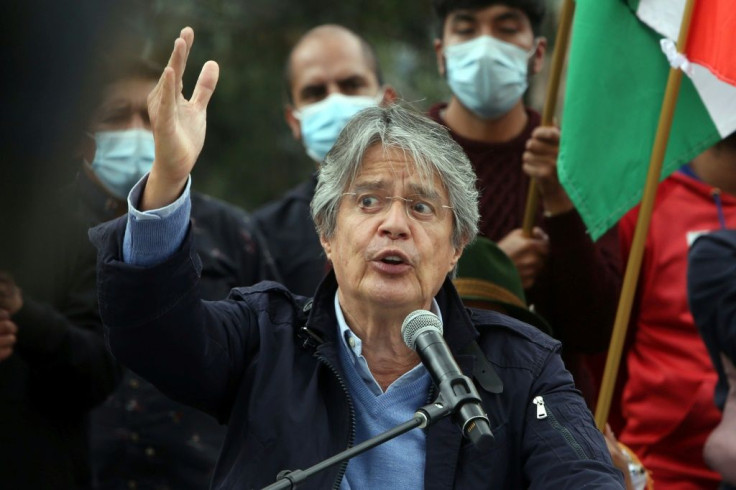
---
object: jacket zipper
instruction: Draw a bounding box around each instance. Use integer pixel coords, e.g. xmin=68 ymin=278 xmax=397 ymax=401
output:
xmin=316 ymin=352 xmax=356 ymax=490
xmin=532 ymin=396 xmax=589 ymax=459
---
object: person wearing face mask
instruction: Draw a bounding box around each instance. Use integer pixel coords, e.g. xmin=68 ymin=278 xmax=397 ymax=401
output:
xmin=253 ymin=25 xmax=397 ymax=297
xmin=428 ymin=0 xmax=622 ymax=409
xmin=73 ymin=56 xmax=278 ymax=490
xmin=85 ymin=128 xmax=156 ymax=201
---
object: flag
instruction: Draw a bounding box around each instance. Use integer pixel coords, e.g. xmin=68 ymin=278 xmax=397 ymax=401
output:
xmin=558 ymin=0 xmax=736 ymax=240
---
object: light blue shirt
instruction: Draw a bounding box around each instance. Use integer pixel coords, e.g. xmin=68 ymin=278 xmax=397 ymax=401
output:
xmin=334 ymin=292 xmax=439 ymax=395
xmin=123 ymin=174 xmax=192 ymax=266
xmin=333 ymin=293 xmax=433 ymax=490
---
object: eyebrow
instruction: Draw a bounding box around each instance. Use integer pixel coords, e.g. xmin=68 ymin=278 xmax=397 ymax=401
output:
xmin=449 ymin=11 xmax=477 ymax=25
xmin=351 ymin=180 xmax=441 ymax=200
xmin=338 ymin=74 xmax=369 ymax=86
xmin=493 ymin=10 xmax=524 ymax=24
xmin=298 ymin=82 xmax=326 ymax=100
xmin=351 ymin=180 xmax=389 ymax=193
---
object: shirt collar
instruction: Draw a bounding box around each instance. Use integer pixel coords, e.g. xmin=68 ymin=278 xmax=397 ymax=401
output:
xmin=333 ymin=292 xmax=440 ymax=394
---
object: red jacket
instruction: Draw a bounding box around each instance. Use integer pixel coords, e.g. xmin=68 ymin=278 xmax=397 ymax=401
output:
xmin=618 ymin=170 xmax=735 ymax=489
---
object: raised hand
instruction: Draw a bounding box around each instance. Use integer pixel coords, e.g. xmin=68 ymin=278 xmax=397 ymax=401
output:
xmin=141 ymin=27 xmax=220 ymax=210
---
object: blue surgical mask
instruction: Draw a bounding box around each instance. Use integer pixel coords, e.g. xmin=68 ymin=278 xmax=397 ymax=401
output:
xmin=87 ymin=129 xmax=155 ymax=200
xmin=445 ymin=35 xmax=533 ymax=120
xmin=295 ymin=93 xmax=380 ymax=162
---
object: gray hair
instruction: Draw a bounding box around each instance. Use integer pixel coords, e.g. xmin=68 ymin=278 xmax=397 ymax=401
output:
xmin=311 ymin=104 xmax=479 ymax=248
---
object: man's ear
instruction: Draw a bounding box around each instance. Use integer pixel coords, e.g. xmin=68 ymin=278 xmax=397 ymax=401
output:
xmin=434 ymin=38 xmax=447 ymax=77
xmin=380 ymin=85 xmax=398 ymax=105
xmin=320 ymin=234 xmax=332 ymax=262
xmin=531 ymin=37 xmax=547 ymax=76
xmin=80 ymin=131 xmax=96 ymax=164
xmin=448 ymin=240 xmax=467 ymax=272
xmin=285 ymin=105 xmax=302 ymax=141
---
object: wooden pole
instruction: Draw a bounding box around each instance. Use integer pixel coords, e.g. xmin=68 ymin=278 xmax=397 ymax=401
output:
xmin=594 ymin=0 xmax=698 ymax=430
xmin=522 ymin=0 xmax=575 ymax=235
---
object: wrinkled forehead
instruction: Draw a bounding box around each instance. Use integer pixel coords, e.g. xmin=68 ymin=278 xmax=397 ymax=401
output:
xmin=350 ymin=145 xmax=448 ymax=199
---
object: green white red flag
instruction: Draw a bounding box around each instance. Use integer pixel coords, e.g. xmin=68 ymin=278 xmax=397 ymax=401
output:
xmin=558 ymin=0 xmax=736 ymax=240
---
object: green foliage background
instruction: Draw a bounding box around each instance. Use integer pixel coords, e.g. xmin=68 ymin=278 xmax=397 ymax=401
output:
xmin=103 ymin=0 xmax=560 ymax=211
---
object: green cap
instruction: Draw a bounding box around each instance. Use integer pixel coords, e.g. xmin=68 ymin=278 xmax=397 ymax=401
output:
xmin=454 ymin=237 xmax=552 ymax=335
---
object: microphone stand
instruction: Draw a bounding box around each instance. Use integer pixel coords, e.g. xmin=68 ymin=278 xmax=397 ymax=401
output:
xmin=260 ymin=400 xmax=452 ymax=490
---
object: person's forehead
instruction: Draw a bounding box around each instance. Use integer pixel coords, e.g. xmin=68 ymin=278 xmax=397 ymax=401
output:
xmin=99 ymin=77 xmax=156 ymax=105
xmin=446 ymin=4 xmax=531 ymax=25
xmin=289 ymin=34 xmax=377 ymax=91
xmin=353 ymin=146 xmax=446 ymax=195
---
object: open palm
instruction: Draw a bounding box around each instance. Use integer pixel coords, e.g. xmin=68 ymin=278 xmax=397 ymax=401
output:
xmin=143 ymin=27 xmax=219 ymax=210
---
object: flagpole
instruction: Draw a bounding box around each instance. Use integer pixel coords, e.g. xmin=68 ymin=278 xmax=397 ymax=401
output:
xmin=522 ymin=0 xmax=575 ymax=235
xmin=594 ymin=0 xmax=698 ymax=430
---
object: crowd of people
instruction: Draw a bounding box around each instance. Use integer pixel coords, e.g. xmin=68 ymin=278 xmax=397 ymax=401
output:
xmin=1 ymin=0 xmax=734 ymax=489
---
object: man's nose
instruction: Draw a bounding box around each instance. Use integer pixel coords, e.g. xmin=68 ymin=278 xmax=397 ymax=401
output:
xmin=378 ymin=199 xmax=411 ymax=238
xmin=326 ymin=84 xmax=341 ymax=96
xmin=130 ymin=112 xmax=151 ymax=130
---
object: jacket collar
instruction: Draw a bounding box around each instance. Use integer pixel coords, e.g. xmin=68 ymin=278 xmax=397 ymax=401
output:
xmin=305 ymin=270 xmax=479 ymax=355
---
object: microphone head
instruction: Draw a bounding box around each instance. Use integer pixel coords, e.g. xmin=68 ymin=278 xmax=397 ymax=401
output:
xmin=402 ymin=310 xmax=443 ymax=351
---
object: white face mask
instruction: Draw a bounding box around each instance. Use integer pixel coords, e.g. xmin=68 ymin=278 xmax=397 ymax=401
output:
xmin=445 ymin=35 xmax=534 ymax=120
xmin=294 ymin=92 xmax=381 ymax=162
xmin=86 ymin=129 xmax=155 ymax=200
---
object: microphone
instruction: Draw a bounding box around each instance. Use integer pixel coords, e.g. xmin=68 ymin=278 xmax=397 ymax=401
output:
xmin=402 ymin=310 xmax=494 ymax=452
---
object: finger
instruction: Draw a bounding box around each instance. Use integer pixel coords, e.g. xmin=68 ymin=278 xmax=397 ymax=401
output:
xmin=534 ymin=242 xmax=550 ymax=257
xmin=604 ymin=423 xmax=615 ymax=439
xmin=178 ymin=27 xmax=195 ymax=92
xmin=0 ymin=334 xmax=15 ymax=348
xmin=530 ymin=125 xmax=561 ymax=144
xmin=147 ymin=65 xmax=168 ymax=118
xmin=525 ymin=137 xmax=558 ymax=156
xmin=522 ymin=154 xmax=557 ymax=175
xmin=166 ymin=37 xmax=188 ymax=95
xmin=157 ymin=67 xmax=178 ymax=130
xmin=0 ymin=320 xmax=17 ymax=335
xmin=0 ymin=309 xmax=8 ymax=321
xmin=520 ymin=275 xmax=536 ymax=289
xmin=532 ymin=227 xmax=549 ymax=242
xmin=180 ymin=26 xmax=194 ymax=56
xmin=0 ymin=347 xmax=13 ymax=361
xmin=191 ymin=61 xmax=220 ymax=110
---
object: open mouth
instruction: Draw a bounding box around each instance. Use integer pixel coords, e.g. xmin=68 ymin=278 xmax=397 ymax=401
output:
xmin=381 ymin=255 xmax=405 ymax=265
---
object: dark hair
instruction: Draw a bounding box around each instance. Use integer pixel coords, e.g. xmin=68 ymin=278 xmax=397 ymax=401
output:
xmin=432 ymin=0 xmax=546 ymax=36
xmin=81 ymin=56 xmax=163 ymax=124
xmin=282 ymin=25 xmax=384 ymax=105
xmin=96 ymin=56 xmax=163 ymax=88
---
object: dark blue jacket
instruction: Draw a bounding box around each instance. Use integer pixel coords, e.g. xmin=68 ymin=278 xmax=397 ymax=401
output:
xmin=89 ymin=189 xmax=276 ymax=490
xmin=688 ymin=229 xmax=736 ymax=490
xmin=253 ymin=174 xmax=326 ymax=297
xmin=689 ymin=229 xmax=736 ymax=411
xmin=91 ymin=217 xmax=624 ymax=489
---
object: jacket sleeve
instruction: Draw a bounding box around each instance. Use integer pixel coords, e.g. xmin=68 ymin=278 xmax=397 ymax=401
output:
xmin=688 ymin=229 xmax=736 ymax=392
xmin=522 ymin=348 xmax=626 ymax=488
xmin=90 ymin=216 xmax=259 ymax=423
xmin=12 ymin=287 xmax=120 ymax=414
xmin=531 ymin=209 xmax=622 ymax=353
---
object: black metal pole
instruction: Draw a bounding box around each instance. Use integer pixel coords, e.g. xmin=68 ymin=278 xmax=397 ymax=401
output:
xmin=260 ymin=401 xmax=451 ymax=490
